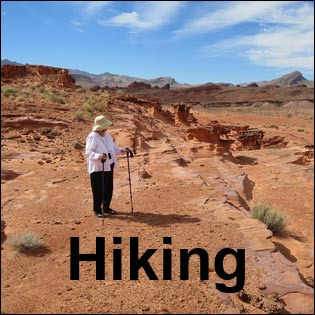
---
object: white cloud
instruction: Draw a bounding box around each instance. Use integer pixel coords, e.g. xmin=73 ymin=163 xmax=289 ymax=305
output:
xmin=175 ymin=1 xmax=295 ymax=35
xmin=187 ymin=1 xmax=314 ymax=73
xmin=258 ymin=2 xmax=314 ymax=27
xmin=205 ymin=25 xmax=314 ymax=73
xmin=246 ymin=28 xmax=314 ymax=72
xmin=99 ymin=1 xmax=183 ymax=30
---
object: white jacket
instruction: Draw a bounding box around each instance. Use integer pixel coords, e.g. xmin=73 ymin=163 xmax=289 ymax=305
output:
xmin=85 ymin=131 xmax=122 ymax=174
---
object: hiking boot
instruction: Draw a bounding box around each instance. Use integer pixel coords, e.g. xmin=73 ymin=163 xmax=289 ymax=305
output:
xmin=94 ymin=211 xmax=104 ymax=218
xmin=103 ymin=208 xmax=117 ymax=215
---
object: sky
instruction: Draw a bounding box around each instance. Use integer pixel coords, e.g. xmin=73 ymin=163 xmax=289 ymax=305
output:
xmin=1 ymin=1 xmax=314 ymax=85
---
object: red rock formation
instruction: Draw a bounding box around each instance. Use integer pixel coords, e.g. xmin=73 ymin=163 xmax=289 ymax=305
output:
xmin=291 ymin=149 xmax=314 ymax=165
xmin=90 ymin=85 xmax=101 ymax=92
xmin=174 ymin=103 xmax=191 ymax=126
xmin=186 ymin=122 xmax=287 ymax=153
xmin=115 ymin=94 xmax=153 ymax=106
xmin=127 ymin=81 xmax=151 ymax=89
xmin=186 ymin=126 xmax=234 ymax=156
xmin=1 ymin=65 xmax=27 ymax=80
xmin=1 ymin=65 xmax=76 ymax=89
xmin=148 ymin=103 xmax=197 ymax=127
xmin=1 ymin=116 xmax=69 ymax=129
xmin=231 ymin=129 xmax=264 ymax=150
xmin=148 ymin=103 xmax=174 ymax=123
xmin=262 ymin=136 xmax=288 ymax=148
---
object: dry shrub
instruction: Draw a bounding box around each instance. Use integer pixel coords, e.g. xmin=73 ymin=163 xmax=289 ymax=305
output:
xmin=250 ymin=201 xmax=288 ymax=235
xmin=9 ymin=232 xmax=45 ymax=253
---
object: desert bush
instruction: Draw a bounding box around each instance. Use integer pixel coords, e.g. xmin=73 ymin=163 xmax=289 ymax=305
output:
xmin=297 ymin=129 xmax=304 ymax=132
xmin=74 ymin=111 xmax=84 ymax=121
xmin=72 ymin=140 xmax=84 ymax=149
xmin=48 ymin=94 xmax=65 ymax=104
xmin=16 ymin=96 xmax=27 ymax=102
xmin=265 ymin=125 xmax=279 ymax=129
xmin=39 ymin=87 xmax=49 ymax=94
xmin=250 ymin=201 xmax=288 ymax=235
xmin=2 ymin=87 xmax=18 ymax=98
xmin=84 ymin=96 xmax=103 ymax=114
xmin=8 ymin=232 xmax=45 ymax=253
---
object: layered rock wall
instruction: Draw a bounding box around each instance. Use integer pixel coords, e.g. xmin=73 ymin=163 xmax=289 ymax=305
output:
xmin=1 ymin=65 xmax=76 ymax=89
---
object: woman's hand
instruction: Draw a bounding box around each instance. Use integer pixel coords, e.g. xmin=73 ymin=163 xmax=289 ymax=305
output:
xmin=98 ymin=153 xmax=107 ymax=160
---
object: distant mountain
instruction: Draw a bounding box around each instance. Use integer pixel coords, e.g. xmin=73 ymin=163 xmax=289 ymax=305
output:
xmin=2 ymin=59 xmax=313 ymax=88
xmin=69 ymin=69 xmax=190 ymax=89
xmin=256 ymin=71 xmax=313 ymax=88
xmin=1 ymin=59 xmax=23 ymax=67
xmin=1 ymin=60 xmax=190 ymax=89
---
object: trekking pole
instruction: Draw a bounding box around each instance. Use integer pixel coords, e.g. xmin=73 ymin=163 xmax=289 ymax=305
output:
xmin=126 ymin=148 xmax=134 ymax=213
xmin=101 ymin=153 xmax=107 ymax=225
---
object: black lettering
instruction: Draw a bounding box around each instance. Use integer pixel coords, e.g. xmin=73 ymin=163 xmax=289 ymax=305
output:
xmin=180 ymin=248 xmax=209 ymax=280
xmin=113 ymin=237 xmax=122 ymax=280
xmin=215 ymin=248 xmax=245 ymax=293
xmin=130 ymin=237 xmax=158 ymax=280
xmin=163 ymin=237 xmax=172 ymax=280
xmin=70 ymin=237 xmax=105 ymax=280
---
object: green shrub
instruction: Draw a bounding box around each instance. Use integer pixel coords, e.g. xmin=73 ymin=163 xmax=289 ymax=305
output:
xmin=3 ymin=87 xmax=17 ymax=98
xmin=9 ymin=232 xmax=45 ymax=253
xmin=39 ymin=87 xmax=49 ymax=94
xmin=250 ymin=202 xmax=288 ymax=235
xmin=74 ymin=111 xmax=84 ymax=121
xmin=84 ymin=102 xmax=101 ymax=113
xmin=48 ymin=94 xmax=65 ymax=104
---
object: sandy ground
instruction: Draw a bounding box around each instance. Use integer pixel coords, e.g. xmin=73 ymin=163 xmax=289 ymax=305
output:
xmin=1 ymin=88 xmax=314 ymax=314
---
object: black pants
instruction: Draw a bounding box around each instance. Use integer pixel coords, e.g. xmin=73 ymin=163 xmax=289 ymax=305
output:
xmin=90 ymin=163 xmax=114 ymax=213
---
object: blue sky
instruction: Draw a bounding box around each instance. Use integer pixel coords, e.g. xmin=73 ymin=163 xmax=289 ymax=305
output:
xmin=1 ymin=1 xmax=314 ymax=85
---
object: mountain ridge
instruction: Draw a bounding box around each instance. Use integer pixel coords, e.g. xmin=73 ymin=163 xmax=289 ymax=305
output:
xmin=1 ymin=59 xmax=313 ymax=88
xmin=257 ymin=71 xmax=313 ymax=87
xmin=68 ymin=68 xmax=190 ymax=89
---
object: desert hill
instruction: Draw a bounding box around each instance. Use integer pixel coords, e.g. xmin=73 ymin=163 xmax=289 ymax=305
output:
xmin=112 ymin=79 xmax=314 ymax=109
xmin=257 ymin=71 xmax=314 ymax=88
xmin=1 ymin=64 xmax=314 ymax=314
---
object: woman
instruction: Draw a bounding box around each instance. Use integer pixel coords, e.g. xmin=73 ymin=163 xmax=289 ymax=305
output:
xmin=85 ymin=115 xmax=126 ymax=218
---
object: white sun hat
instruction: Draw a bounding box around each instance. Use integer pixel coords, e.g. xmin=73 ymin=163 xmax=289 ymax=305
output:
xmin=92 ymin=115 xmax=112 ymax=131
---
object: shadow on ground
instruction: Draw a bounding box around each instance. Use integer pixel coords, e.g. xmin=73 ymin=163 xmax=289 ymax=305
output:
xmin=16 ymin=246 xmax=53 ymax=257
xmin=232 ymin=155 xmax=259 ymax=165
xmin=111 ymin=212 xmax=201 ymax=227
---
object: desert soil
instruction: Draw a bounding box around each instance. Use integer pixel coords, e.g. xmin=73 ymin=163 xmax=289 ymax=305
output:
xmin=1 ymin=86 xmax=314 ymax=314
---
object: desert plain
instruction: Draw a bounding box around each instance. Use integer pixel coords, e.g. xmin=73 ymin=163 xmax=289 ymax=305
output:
xmin=1 ymin=65 xmax=314 ymax=314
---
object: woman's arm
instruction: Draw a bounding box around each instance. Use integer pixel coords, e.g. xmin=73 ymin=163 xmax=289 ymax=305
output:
xmin=85 ymin=135 xmax=102 ymax=161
